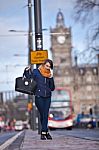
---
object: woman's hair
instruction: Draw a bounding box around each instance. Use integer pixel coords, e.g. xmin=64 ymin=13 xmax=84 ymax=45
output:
xmin=43 ymin=59 xmax=53 ymax=69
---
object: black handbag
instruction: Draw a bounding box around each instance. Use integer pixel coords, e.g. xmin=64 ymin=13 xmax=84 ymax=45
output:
xmin=15 ymin=77 xmax=37 ymax=95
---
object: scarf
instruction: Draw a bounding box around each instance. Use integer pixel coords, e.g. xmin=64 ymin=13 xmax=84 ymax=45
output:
xmin=38 ymin=65 xmax=51 ymax=78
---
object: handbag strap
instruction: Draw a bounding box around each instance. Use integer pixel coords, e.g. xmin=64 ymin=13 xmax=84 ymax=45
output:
xmin=22 ymin=74 xmax=33 ymax=83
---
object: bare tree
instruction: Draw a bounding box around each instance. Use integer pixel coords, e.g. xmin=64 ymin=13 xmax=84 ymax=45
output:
xmin=74 ymin=0 xmax=99 ymax=51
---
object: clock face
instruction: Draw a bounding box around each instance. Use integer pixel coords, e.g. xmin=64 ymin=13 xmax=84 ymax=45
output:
xmin=57 ymin=35 xmax=65 ymax=44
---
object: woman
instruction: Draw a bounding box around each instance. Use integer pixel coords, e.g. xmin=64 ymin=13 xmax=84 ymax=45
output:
xmin=23 ymin=59 xmax=55 ymax=140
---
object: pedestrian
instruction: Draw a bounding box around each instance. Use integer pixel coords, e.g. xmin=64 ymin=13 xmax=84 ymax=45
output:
xmin=23 ymin=59 xmax=55 ymax=140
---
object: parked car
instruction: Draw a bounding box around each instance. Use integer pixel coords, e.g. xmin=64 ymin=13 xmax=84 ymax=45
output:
xmin=14 ymin=120 xmax=24 ymax=131
xmin=0 ymin=126 xmax=1 ymax=132
xmin=0 ymin=121 xmax=5 ymax=131
xmin=74 ymin=114 xmax=97 ymax=128
xmin=3 ymin=125 xmax=12 ymax=131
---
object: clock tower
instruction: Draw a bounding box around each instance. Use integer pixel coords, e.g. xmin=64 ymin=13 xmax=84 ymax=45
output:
xmin=50 ymin=10 xmax=73 ymax=87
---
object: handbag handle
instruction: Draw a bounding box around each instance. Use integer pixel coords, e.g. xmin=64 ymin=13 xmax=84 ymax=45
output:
xmin=23 ymin=66 xmax=32 ymax=80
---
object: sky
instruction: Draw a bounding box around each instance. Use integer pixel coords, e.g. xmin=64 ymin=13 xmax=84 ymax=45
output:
xmin=0 ymin=0 xmax=95 ymax=92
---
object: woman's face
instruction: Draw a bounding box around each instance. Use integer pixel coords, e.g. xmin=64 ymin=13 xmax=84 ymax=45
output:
xmin=44 ymin=62 xmax=51 ymax=70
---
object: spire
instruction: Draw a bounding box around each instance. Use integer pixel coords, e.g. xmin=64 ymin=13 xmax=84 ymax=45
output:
xmin=56 ymin=9 xmax=65 ymax=27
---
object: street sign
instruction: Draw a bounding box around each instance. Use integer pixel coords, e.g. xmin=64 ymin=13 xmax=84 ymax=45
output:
xmin=30 ymin=50 xmax=48 ymax=64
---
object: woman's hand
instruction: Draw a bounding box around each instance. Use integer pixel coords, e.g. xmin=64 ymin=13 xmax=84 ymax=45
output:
xmin=25 ymin=65 xmax=31 ymax=71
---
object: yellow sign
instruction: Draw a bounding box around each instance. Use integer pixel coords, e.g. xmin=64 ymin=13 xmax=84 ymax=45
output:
xmin=30 ymin=50 xmax=48 ymax=64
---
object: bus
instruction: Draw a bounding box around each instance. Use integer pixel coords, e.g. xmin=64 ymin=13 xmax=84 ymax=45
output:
xmin=48 ymin=87 xmax=73 ymax=130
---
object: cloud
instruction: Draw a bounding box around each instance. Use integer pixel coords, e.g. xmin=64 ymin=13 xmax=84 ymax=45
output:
xmin=42 ymin=0 xmax=75 ymax=29
xmin=0 ymin=0 xmax=26 ymax=12
xmin=42 ymin=0 xmax=74 ymax=10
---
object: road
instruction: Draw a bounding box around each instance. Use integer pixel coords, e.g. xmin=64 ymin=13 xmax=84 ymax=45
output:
xmin=0 ymin=132 xmax=17 ymax=145
xmin=52 ymin=128 xmax=99 ymax=141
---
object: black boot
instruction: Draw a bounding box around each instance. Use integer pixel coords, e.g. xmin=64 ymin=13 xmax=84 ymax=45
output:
xmin=46 ymin=132 xmax=52 ymax=140
xmin=41 ymin=132 xmax=46 ymax=140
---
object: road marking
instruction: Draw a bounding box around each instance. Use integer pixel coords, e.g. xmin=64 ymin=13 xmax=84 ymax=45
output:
xmin=84 ymin=136 xmax=99 ymax=141
xmin=0 ymin=131 xmax=23 ymax=150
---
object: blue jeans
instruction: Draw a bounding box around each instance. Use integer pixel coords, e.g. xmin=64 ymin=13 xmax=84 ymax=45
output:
xmin=35 ymin=96 xmax=51 ymax=132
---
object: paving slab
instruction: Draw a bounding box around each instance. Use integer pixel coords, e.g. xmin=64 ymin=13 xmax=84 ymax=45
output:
xmin=21 ymin=129 xmax=99 ymax=150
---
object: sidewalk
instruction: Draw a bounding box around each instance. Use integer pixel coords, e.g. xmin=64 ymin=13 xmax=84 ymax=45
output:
xmin=21 ymin=129 xmax=99 ymax=150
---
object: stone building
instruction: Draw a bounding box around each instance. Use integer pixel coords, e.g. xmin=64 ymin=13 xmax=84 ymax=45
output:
xmin=50 ymin=10 xmax=99 ymax=116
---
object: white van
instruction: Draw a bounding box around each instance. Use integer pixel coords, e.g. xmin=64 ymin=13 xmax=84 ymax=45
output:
xmin=15 ymin=120 xmax=23 ymax=131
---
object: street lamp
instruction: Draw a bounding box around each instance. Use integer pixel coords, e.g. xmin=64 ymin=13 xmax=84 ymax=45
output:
xmin=9 ymin=28 xmax=47 ymax=35
xmin=9 ymin=30 xmax=28 ymax=33
xmin=13 ymin=54 xmax=27 ymax=57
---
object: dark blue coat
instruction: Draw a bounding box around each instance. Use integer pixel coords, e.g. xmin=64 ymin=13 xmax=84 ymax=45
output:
xmin=23 ymin=68 xmax=55 ymax=97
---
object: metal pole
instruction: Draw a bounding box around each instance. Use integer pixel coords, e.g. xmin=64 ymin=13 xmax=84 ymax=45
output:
xmin=28 ymin=0 xmax=33 ymax=65
xmin=34 ymin=0 xmax=43 ymax=51
xmin=34 ymin=0 xmax=43 ymax=134
xmin=28 ymin=0 xmax=36 ymax=130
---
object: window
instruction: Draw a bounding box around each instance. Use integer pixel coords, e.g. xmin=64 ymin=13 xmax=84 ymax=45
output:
xmin=86 ymin=76 xmax=92 ymax=82
xmin=81 ymin=104 xmax=86 ymax=112
xmin=60 ymin=58 xmax=66 ymax=63
xmin=79 ymin=68 xmax=85 ymax=75
xmin=86 ymin=86 xmax=92 ymax=91
xmin=92 ymin=67 xmax=98 ymax=75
